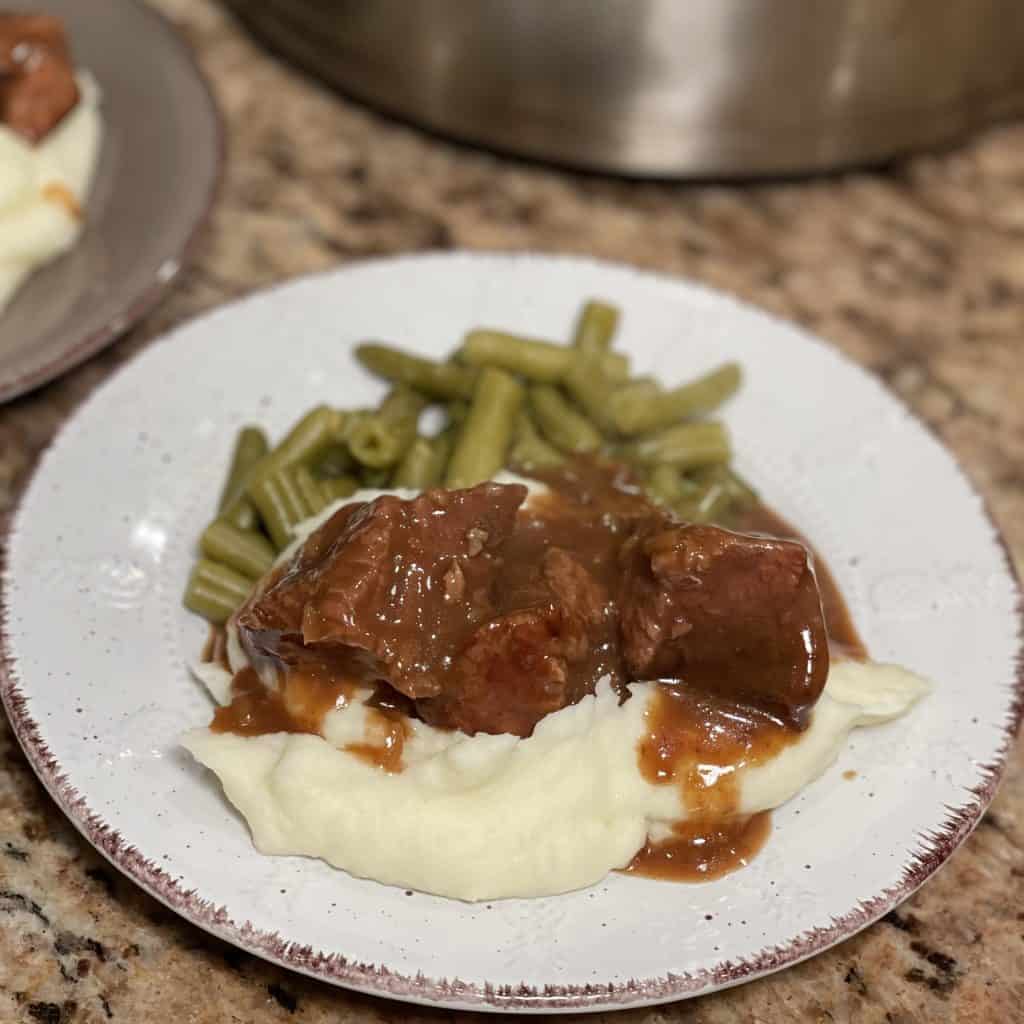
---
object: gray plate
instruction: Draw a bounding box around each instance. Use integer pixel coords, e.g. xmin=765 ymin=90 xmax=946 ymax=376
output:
xmin=0 ymin=0 xmax=222 ymax=402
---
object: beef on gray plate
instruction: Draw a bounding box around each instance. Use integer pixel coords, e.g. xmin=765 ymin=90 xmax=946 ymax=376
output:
xmin=0 ymin=15 xmax=81 ymax=143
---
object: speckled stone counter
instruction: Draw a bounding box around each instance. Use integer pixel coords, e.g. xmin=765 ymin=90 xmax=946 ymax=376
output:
xmin=1 ymin=1 xmax=1022 ymax=1021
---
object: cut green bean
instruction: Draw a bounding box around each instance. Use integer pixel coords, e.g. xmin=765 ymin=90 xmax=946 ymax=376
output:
xmin=462 ymin=330 xmax=627 ymax=384
xmin=602 ymin=351 xmax=629 ymax=382
xmin=337 ymin=409 xmax=369 ymax=439
xmin=293 ymin=464 xmax=329 ymax=516
xmin=615 ymin=376 xmax=661 ymax=409
xmin=218 ymin=426 xmax=269 ymax=510
xmin=249 ymin=467 xmax=314 ymax=549
xmin=445 ymin=400 xmax=469 ymax=426
xmin=223 ymin=501 xmax=258 ymax=532
xmin=445 ymin=368 xmax=523 ymax=488
xmin=183 ymin=559 xmax=253 ymax=624
xmin=268 ymin=405 xmax=344 ymax=471
xmin=509 ymin=410 xmax=565 ymax=471
xmin=382 ymin=386 xmax=428 ymax=421
xmin=356 ymin=343 xmax=477 ymax=400
xmin=645 ymin=463 xmax=686 ymax=507
xmin=200 ymin=520 xmax=276 ymax=580
xmin=315 ymin=442 xmax=356 ymax=478
xmin=217 ymin=426 xmax=269 ymax=531
xmin=611 ymin=362 xmax=741 ymax=435
xmin=529 ymin=385 xmax=603 ymax=454
xmin=347 ymin=387 xmax=427 ymax=469
xmin=361 ymin=466 xmax=392 ymax=489
xmin=346 ymin=413 xmax=418 ymax=470
xmin=691 ymin=464 xmax=759 ymax=515
xmin=462 ymin=330 xmax=568 ymax=382
xmin=234 ymin=405 xmax=344 ymax=523
xmin=674 ymin=481 xmax=734 ymax=525
xmin=572 ymin=300 xmax=619 ymax=357
xmin=563 ymin=354 xmax=617 ymax=432
xmin=393 ymin=433 xmax=453 ymax=489
xmin=618 ymin=421 xmax=731 ymax=470
xmin=320 ymin=475 xmax=360 ymax=503
xmin=219 ymin=491 xmax=257 ymax=534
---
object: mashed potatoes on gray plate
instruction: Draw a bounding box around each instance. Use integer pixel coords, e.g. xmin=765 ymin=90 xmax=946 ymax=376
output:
xmin=0 ymin=74 xmax=102 ymax=312
xmin=183 ymin=484 xmax=929 ymax=902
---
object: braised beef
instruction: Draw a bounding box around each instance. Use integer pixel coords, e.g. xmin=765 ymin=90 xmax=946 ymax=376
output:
xmin=234 ymin=470 xmax=830 ymax=738
xmin=236 ymin=481 xmax=621 ymax=737
xmin=619 ymin=523 xmax=828 ymax=725
xmin=237 ymin=482 xmax=527 ymax=697
xmin=416 ymin=547 xmax=614 ymax=736
xmin=0 ymin=15 xmax=79 ymax=143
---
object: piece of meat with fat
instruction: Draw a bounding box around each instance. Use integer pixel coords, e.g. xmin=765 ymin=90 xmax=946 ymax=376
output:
xmin=236 ymin=482 xmax=527 ymax=699
xmin=0 ymin=14 xmax=79 ymax=143
xmin=235 ymin=481 xmax=618 ymax=737
xmin=619 ymin=522 xmax=829 ymax=725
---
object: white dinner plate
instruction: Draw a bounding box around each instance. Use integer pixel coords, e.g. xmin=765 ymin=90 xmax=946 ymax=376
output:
xmin=2 ymin=253 xmax=1020 ymax=1012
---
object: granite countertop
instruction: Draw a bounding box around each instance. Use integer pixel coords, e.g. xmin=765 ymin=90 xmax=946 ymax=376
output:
xmin=1 ymin=1 xmax=1022 ymax=1021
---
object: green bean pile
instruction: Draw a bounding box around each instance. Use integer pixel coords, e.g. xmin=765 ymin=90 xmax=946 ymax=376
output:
xmin=184 ymin=299 xmax=752 ymax=625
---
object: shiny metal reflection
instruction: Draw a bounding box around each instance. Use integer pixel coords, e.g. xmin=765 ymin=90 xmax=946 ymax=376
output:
xmin=224 ymin=0 xmax=1024 ymax=177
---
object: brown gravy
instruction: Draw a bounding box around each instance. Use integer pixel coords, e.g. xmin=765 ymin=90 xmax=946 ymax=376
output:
xmin=201 ymin=624 xmax=230 ymax=670
xmin=206 ymin=458 xmax=865 ymax=871
xmin=210 ymin=669 xmax=411 ymax=773
xmin=626 ymin=683 xmax=796 ymax=882
xmin=625 ymin=489 xmax=864 ymax=883
xmin=211 ymin=666 xmax=354 ymax=737
xmin=344 ymin=707 xmax=411 ymax=773
xmin=625 ymin=813 xmax=772 ymax=881
xmin=636 ymin=687 xmax=795 ymax=814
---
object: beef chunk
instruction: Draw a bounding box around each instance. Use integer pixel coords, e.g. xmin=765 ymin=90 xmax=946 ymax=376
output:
xmin=236 ymin=473 xmax=831 ymax=740
xmin=236 ymin=482 xmax=618 ymax=737
xmin=0 ymin=15 xmax=79 ymax=143
xmin=619 ymin=523 xmax=829 ymax=725
xmin=417 ymin=548 xmax=615 ymax=736
xmin=237 ymin=482 xmax=528 ymax=698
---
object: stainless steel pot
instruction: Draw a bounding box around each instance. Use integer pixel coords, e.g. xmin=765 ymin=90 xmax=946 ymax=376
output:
xmin=225 ymin=0 xmax=1024 ymax=178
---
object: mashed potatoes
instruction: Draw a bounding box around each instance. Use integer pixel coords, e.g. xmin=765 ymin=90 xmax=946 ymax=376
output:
xmin=0 ymin=74 xmax=102 ymax=312
xmin=183 ymin=482 xmax=930 ymax=901
xmin=184 ymin=662 xmax=927 ymax=901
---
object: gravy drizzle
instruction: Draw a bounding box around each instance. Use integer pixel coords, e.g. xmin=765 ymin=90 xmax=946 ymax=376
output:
xmin=200 ymin=624 xmax=229 ymax=670
xmin=628 ymin=502 xmax=864 ymax=882
xmin=211 ymin=666 xmax=354 ymax=737
xmin=627 ymin=687 xmax=794 ymax=881
xmin=210 ymin=668 xmax=409 ymax=773
xmin=206 ymin=458 xmax=866 ymax=862
xmin=625 ymin=813 xmax=773 ymax=882
xmin=344 ymin=707 xmax=410 ymax=774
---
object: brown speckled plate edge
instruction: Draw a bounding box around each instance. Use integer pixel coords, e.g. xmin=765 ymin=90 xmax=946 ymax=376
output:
xmin=0 ymin=254 xmax=1021 ymax=1012
xmin=0 ymin=0 xmax=223 ymax=404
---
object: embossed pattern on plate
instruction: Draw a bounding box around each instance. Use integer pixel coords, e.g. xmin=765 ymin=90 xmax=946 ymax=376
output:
xmin=1 ymin=254 xmax=1020 ymax=1012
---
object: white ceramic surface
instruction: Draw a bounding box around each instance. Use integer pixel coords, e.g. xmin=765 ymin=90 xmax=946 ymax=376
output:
xmin=2 ymin=253 xmax=1020 ymax=1012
